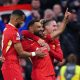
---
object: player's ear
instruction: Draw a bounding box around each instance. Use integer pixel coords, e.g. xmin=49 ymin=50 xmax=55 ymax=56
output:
xmin=29 ymin=25 xmax=33 ymax=30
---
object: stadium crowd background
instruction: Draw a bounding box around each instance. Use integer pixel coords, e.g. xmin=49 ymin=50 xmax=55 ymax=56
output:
xmin=0 ymin=0 xmax=80 ymax=80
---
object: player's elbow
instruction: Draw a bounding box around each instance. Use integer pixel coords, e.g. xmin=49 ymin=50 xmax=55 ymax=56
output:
xmin=17 ymin=50 xmax=24 ymax=57
xmin=59 ymin=55 xmax=63 ymax=62
xmin=18 ymin=52 xmax=23 ymax=56
xmin=55 ymin=53 xmax=63 ymax=62
xmin=59 ymin=57 xmax=63 ymax=62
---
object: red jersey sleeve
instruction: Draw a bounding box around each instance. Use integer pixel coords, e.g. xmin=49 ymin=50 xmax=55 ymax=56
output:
xmin=49 ymin=39 xmax=63 ymax=62
xmin=50 ymin=49 xmax=63 ymax=62
xmin=21 ymin=30 xmax=39 ymax=41
xmin=12 ymin=31 xmax=20 ymax=43
xmin=21 ymin=40 xmax=29 ymax=51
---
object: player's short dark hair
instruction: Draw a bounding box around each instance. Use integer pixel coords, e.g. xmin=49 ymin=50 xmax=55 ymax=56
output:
xmin=42 ymin=19 xmax=56 ymax=28
xmin=11 ymin=9 xmax=25 ymax=17
xmin=44 ymin=19 xmax=56 ymax=26
xmin=27 ymin=19 xmax=40 ymax=29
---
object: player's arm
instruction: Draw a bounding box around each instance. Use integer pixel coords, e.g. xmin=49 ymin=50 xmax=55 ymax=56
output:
xmin=14 ymin=42 xmax=47 ymax=58
xmin=50 ymin=8 xmax=71 ymax=39
xmin=55 ymin=39 xmax=63 ymax=61
xmin=49 ymin=39 xmax=63 ymax=61
xmin=14 ymin=42 xmax=32 ymax=57
xmin=21 ymin=30 xmax=39 ymax=41
xmin=50 ymin=49 xmax=63 ymax=62
xmin=54 ymin=39 xmax=63 ymax=61
xmin=21 ymin=30 xmax=50 ymax=50
xmin=13 ymin=32 xmax=46 ymax=58
xmin=21 ymin=30 xmax=45 ymax=46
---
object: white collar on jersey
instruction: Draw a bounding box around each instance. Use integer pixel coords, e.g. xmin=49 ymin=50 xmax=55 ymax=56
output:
xmin=8 ymin=23 xmax=15 ymax=28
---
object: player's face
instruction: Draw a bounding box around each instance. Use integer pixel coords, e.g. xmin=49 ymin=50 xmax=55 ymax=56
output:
xmin=50 ymin=21 xmax=58 ymax=31
xmin=45 ymin=21 xmax=58 ymax=33
xmin=15 ymin=15 xmax=25 ymax=28
xmin=33 ymin=22 xmax=44 ymax=38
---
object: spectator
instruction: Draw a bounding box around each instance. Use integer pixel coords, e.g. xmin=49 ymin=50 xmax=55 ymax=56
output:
xmin=53 ymin=4 xmax=63 ymax=21
xmin=11 ymin=0 xmax=19 ymax=5
xmin=0 ymin=0 xmax=12 ymax=6
xmin=60 ymin=0 xmax=68 ymax=13
xmin=40 ymin=0 xmax=60 ymax=10
xmin=32 ymin=10 xmax=40 ymax=20
xmin=31 ymin=0 xmax=43 ymax=18
xmin=31 ymin=0 xmax=40 ymax=11
xmin=58 ymin=53 xmax=80 ymax=80
xmin=44 ymin=9 xmax=55 ymax=20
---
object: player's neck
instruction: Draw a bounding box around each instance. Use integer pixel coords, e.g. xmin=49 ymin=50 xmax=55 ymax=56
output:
xmin=8 ymin=22 xmax=15 ymax=28
xmin=9 ymin=20 xmax=16 ymax=27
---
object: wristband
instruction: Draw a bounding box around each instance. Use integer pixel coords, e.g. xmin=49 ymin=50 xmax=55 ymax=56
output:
xmin=31 ymin=52 xmax=36 ymax=56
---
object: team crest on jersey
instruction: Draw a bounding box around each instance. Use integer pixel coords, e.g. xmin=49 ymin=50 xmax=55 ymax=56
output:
xmin=16 ymin=32 xmax=20 ymax=40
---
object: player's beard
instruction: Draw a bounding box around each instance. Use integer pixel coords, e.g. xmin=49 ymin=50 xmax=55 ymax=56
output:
xmin=34 ymin=30 xmax=44 ymax=38
xmin=16 ymin=23 xmax=21 ymax=29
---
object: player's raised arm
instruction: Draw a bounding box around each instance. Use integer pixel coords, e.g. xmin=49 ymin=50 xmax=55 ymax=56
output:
xmin=50 ymin=8 xmax=71 ymax=39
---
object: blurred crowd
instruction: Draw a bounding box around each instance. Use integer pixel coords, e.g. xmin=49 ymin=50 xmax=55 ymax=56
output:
xmin=0 ymin=0 xmax=80 ymax=80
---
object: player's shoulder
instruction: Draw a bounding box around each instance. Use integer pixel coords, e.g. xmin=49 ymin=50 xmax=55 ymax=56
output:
xmin=6 ymin=24 xmax=18 ymax=31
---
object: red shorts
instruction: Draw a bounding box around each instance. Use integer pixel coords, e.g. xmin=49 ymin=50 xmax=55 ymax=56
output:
xmin=1 ymin=63 xmax=24 ymax=80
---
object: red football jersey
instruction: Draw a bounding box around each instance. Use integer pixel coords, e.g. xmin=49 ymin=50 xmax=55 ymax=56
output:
xmin=2 ymin=24 xmax=20 ymax=62
xmin=21 ymin=30 xmax=63 ymax=61
xmin=1 ymin=23 xmax=23 ymax=80
xmin=21 ymin=30 xmax=63 ymax=77
xmin=21 ymin=38 xmax=55 ymax=77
